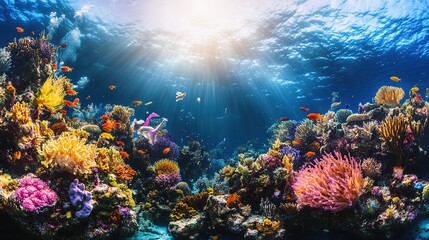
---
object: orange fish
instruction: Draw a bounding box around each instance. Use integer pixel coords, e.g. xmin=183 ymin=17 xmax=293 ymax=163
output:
xmin=163 ymin=147 xmax=171 ymax=154
xmin=73 ymin=98 xmax=80 ymax=105
xmin=60 ymin=110 xmax=67 ymax=116
xmin=61 ymin=66 xmax=73 ymax=72
xmin=52 ymin=63 xmax=57 ymax=70
xmin=305 ymin=151 xmax=316 ymax=158
xmin=292 ymin=138 xmax=302 ymax=147
xmin=119 ymin=151 xmax=130 ymax=159
xmin=66 ymin=89 xmax=78 ymax=96
xmin=109 ymin=85 xmax=116 ymax=90
xmin=100 ymin=115 xmax=110 ymax=121
xmin=300 ymin=107 xmax=309 ymax=112
xmin=16 ymin=27 xmax=24 ymax=33
xmin=116 ymin=141 xmax=125 ymax=146
xmin=137 ymin=150 xmax=146 ymax=155
xmin=307 ymin=113 xmax=322 ymax=121
xmin=132 ymin=100 xmax=142 ymax=107
xmin=63 ymin=100 xmax=74 ymax=107
xmin=13 ymin=151 xmax=21 ymax=161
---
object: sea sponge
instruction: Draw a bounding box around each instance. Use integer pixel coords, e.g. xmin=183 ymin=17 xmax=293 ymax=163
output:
xmin=374 ymin=86 xmax=405 ymax=106
xmin=346 ymin=113 xmax=369 ymax=123
xmin=34 ymin=76 xmax=69 ymax=113
xmin=152 ymin=159 xmax=180 ymax=176
xmin=39 ymin=133 xmax=97 ymax=175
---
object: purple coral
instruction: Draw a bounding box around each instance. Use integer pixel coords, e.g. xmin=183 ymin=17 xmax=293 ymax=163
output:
xmin=69 ymin=179 xmax=93 ymax=218
xmin=151 ymin=135 xmax=180 ymax=159
xmin=155 ymin=173 xmax=181 ymax=189
xmin=280 ymin=146 xmax=300 ymax=162
xmin=15 ymin=175 xmax=57 ymax=212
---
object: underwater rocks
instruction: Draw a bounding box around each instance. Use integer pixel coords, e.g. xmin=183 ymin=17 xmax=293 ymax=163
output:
xmin=168 ymin=213 xmax=207 ymax=239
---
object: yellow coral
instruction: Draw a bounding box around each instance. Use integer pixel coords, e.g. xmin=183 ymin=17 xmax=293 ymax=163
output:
xmin=9 ymin=101 xmax=30 ymax=124
xmin=374 ymin=86 xmax=405 ymax=106
xmin=34 ymin=76 xmax=69 ymax=113
xmin=39 ymin=133 xmax=97 ymax=175
xmin=221 ymin=165 xmax=236 ymax=178
xmin=152 ymin=159 xmax=180 ymax=176
xmin=255 ymin=218 xmax=281 ymax=235
xmin=379 ymin=114 xmax=407 ymax=165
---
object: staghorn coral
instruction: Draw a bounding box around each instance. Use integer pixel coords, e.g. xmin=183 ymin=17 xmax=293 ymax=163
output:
xmin=152 ymin=159 xmax=180 ymax=176
xmin=374 ymin=86 xmax=405 ymax=106
xmin=39 ymin=133 xmax=97 ymax=175
xmin=362 ymin=157 xmax=382 ymax=178
xmin=379 ymin=114 xmax=407 ymax=166
xmin=15 ymin=175 xmax=57 ymax=212
xmin=0 ymin=47 xmax=11 ymax=73
xmin=34 ymin=76 xmax=69 ymax=113
xmin=293 ymin=151 xmax=363 ymax=212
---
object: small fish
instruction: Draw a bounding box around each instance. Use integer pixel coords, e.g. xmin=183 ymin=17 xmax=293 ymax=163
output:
xmin=132 ymin=100 xmax=142 ymax=107
xmin=61 ymin=66 xmax=73 ymax=72
xmin=305 ymin=151 xmax=316 ymax=158
xmin=307 ymin=113 xmax=323 ymax=121
xmin=300 ymin=107 xmax=309 ymax=112
xmin=30 ymin=31 xmax=34 ymax=36
xmin=60 ymin=109 xmax=67 ymax=116
xmin=116 ymin=141 xmax=125 ymax=146
xmin=86 ymin=95 xmax=91 ymax=100
xmin=13 ymin=151 xmax=21 ymax=161
xmin=411 ymin=87 xmax=419 ymax=92
xmin=163 ymin=147 xmax=171 ymax=154
xmin=279 ymin=117 xmax=289 ymax=121
xmin=100 ymin=115 xmax=110 ymax=121
xmin=344 ymin=104 xmax=350 ymax=109
xmin=73 ymin=98 xmax=80 ymax=105
xmin=176 ymin=91 xmax=186 ymax=102
xmin=100 ymin=132 xmax=114 ymax=140
xmin=109 ymin=85 xmax=116 ymax=90
xmin=197 ymin=97 xmax=201 ymax=103
xmin=273 ymin=188 xmax=281 ymax=198
xmin=16 ymin=27 xmax=24 ymax=33
xmin=120 ymin=151 xmax=130 ymax=159
xmin=137 ymin=149 xmax=146 ymax=155
xmin=63 ymin=100 xmax=74 ymax=107
xmin=390 ymin=76 xmax=401 ymax=82
xmin=66 ymin=89 xmax=78 ymax=96
xmin=65 ymin=211 xmax=72 ymax=219
xmin=331 ymin=101 xmax=341 ymax=108
xmin=144 ymin=101 xmax=153 ymax=106
xmin=59 ymin=43 xmax=67 ymax=48
xmin=52 ymin=63 xmax=57 ymax=71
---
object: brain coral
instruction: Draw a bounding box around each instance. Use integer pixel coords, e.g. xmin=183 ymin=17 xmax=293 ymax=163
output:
xmin=39 ymin=133 xmax=97 ymax=175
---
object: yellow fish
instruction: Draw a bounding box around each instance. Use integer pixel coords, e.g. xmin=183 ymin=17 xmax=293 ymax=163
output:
xmin=65 ymin=211 xmax=72 ymax=218
xmin=390 ymin=76 xmax=401 ymax=82
xmin=411 ymin=87 xmax=419 ymax=92
xmin=144 ymin=101 xmax=153 ymax=106
xmin=100 ymin=132 xmax=114 ymax=140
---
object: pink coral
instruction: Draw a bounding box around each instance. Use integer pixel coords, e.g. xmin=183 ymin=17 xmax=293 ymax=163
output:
xmin=15 ymin=175 xmax=57 ymax=212
xmin=292 ymin=151 xmax=363 ymax=212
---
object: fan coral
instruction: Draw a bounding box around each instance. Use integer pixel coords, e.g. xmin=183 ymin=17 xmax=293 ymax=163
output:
xmin=0 ymin=47 xmax=11 ymax=73
xmin=362 ymin=158 xmax=382 ymax=178
xmin=152 ymin=159 xmax=180 ymax=175
xmin=155 ymin=173 xmax=181 ymax=189
xmin=374 ymin=86 xmax=405 ymax=106
xmin=379 ymin=114 xmax=407 ymax=166
xmin=293 ymin=151 xmax=363 ymax=212
xmin=34 ymin=76 xmax=69 ymax=113
xmin=114 ymin=163 xmax=137 ymax=182
xmin=336 ymin=109 xmax=353 ymax=124
xmin=39 ymin=133 xmax=97 ymax=175
xmin=15 ymin=175 xmax=57 ymax=212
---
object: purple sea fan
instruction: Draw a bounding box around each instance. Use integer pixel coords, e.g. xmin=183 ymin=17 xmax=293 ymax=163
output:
xmin=280 ymin=146 xmax=300 ymax=162
xmin=293 ymin=151 xmax=363 ymax=212
xmin=155 ymin=172 xmax=181 ymax=189
xmin=15 ymin=175 xmax=57 ymax=212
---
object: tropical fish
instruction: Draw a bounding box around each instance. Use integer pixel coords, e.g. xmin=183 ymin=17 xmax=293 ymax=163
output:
xmin=137 ymin=149 xmax=146 ymax=155
xmin=292 ymin=138 xmax=302 ymax=146
xmin=116 ymin=141 xmax=125 ymax=146
xmin=63 ymin=100 xmax=74 ymax=107
xmin=163 ymin=147 xmax=171 ymax=154
xmin=305 ymin=151 xmax=316 ymax=158
xmin=66 ymin=89 xmax=78 ymax=96
xmin=132 ymin=100 xmax=142 ymax=107
xmin=390 ymin=76 xmax=401 ymax=82
xmin=279 ymin=117 xmax=289 ymax=121
xmin=61 ymin=66 xmax=73 ymax=72
xmin=13 ymin=151 xmax=21 ymax=161
xmin=300 ymin=107 xmax=309 ymax=112
xmin=16 ymin=27 xmax=24 ymax=33
xmin=60 ymin=110 xmax=67 ymax=116
xmin=65 ymin=211 xmax=72 ymax=219
xmin=52 ymin=63 xmax=57 ymax=71
xmin=411 ymin=87 xmax=419 ymax=92
xmin=86 ymin=95 xmax=91 ymax=100
xmin=176 ymin=91 xmax=186 ymax=102
xmin=307 ymin=113 xmax=323 ymax=121
xmin=102 ymin=120 xmax=120 ymax=132
xmin=119 ymin=151 xmax=130 ymax=159
xmin=109 ymin=85 xmax=116 ymax=90
xmin=331 ymin=102 xmax=341 ymax=108
xmin=100 ymin=115 xmax=110 ymax=121
xmin=144 ymin=101 xmax=153 ymax=106
xmin=73 ymin=98 xmax=80 ymax=105
xmin=30 ymin=31 xmax=34 ymax=36
xmin=59 ymin=43 xmax=67 ymax=48
xmin=101 ymin=132 xmax=114 ymax=140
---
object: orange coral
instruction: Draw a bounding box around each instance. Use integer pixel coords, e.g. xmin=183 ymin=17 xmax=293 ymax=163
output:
xmin=374 ymin=86 xmax=405 ymax=106
xmin=226 ymin=192 xmax=240 ymax=208
xmin=114 ymin=163 xmax=136 ymax=182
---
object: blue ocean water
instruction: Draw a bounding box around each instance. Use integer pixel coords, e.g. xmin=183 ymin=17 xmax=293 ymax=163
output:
xmin=0 ymin=1 xmax=429 ymax=239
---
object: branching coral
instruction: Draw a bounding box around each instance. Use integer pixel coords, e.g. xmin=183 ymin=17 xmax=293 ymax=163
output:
xmin=293 ymin=151 xmax=363 ymax=212
xmin=374 ymin=86 xmax=405 ymax=106
xmin=39 ymin=133 xmax=97 ymax=175
xmin=379 ymin=114 xmax=407 ymax=166
xmin=34 ymin=76 xmax=69 ymax=113
xmin=152 ymin=159 xmax=180 ymax=175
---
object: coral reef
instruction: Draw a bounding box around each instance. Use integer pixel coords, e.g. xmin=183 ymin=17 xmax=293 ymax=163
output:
xmin=68 ymin=179 xmax=93 ymax=218
xmin=14 ymin=174 xmax=57 ymax=212
xmin=374 ymin=86 xmax=405 ymax=106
